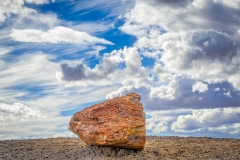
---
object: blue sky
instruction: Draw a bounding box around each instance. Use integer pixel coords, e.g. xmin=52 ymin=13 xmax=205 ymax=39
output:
xmin=1 ymin=0 xmax=240 ymax=140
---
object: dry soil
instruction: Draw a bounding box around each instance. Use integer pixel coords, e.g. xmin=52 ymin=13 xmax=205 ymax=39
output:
xmin=0 ymin=136 xmax=240 ymax=160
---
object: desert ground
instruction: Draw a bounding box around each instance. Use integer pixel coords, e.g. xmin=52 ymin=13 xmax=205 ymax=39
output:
xmin=0 ymin=136 xmax=240 ymax=160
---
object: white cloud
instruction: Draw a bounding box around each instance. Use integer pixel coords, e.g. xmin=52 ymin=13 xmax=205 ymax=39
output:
xmin=51 ymin=131 xmax=77 ymax=138
xmin=58 ymin=48 xmax=124 ymax=81
xmin=121 ymin=0 xmax=240 ymax=91
xmin=0 ymin=52 xmax=59 ymax=89
xmin=106 ymin=80 xmax=151 ymax=100
xmin=171 ymin=114 xmax=203 ymax=132
xmin=125 ymin=0 xmax=240 ymax=34
xmin=0 ymin=50 xmax=121 ymax=113
xmin=0 ymin=49 xmax=121 ymax=139
xmin=106 ymin=72 xmax=240 ymax=111
xmin=224 ymin=91 xmax=231 ymax=97
xmin=171 ymin=107 xmax=240 ymax=133
xmin=208 ymin=123 xmax=240 ymax=134
xmin=0 ymin=116 xmax=71 ymax=140
xmin=150 ymin=79 xmax=177 ymax=100
xmin=215 ymin=87 xmax=220 ymax=91
xmin=192 ymin=81 xmax=208 ymax=93
xmin=146 ymin=109 xmax=193 ymax=134
xmin=160 ymin=30 xmax=240 ymax=84
xmin=72 ymin=0 xmax=134 ymax=18
xmin=9 ymin=26 xmax=113 ymax=45
xmin=0 ymin=0 xmax=36 ymax=22
xmin=153 ymin=64 xmax=174 ymax=82
xmin=71 ymin=22 xmax=114 ymax=35
xmin=123 ymin=47 xmax=142 ymax=76
xmin=0 ymin=47 xmax=12 ymax=57
xmin=0 ymin=103 xmax=46 ymax=122
xmin=228 ymin=74 xmax=240 ymax=91
xmin=0 ymin=47 xmax=12 ymax=69
xmin=25 ymin=0 xmax=49 ymax=4
xmin=145 ymin=108 xmax=240 ymax=135
xmin=146 ymin=118 xmax=168 ymax=133
xmin=58 ymin=47 xmax=150 ymax=85
xmin=0 ymin=52 xmax=69 ymax=115
xmin=213 ymin=0 xmax=240 ymax=9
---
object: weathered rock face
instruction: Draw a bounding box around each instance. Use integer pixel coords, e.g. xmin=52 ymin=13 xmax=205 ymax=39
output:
xmin=69 ymin=92 xmax=146 ymax=149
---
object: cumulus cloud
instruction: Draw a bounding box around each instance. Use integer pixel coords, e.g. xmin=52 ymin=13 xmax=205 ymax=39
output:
xmin=144 ymin=108 xmax=240 ymax=136
xmin=58 ymin=48 xmax=124 ymax=81
xmin=107 ymin=75 xmax=240 ymax=110
xmin=208 ymin=123 xmax=240 ymax=135
xmin=146 ymin=118 xmax=168 ymax=133
xmin=150 ymin=79 xmax=177 ymax=100
xmin=160 ymin=30 xmax=240 ymax=84
xmin=106 ymin=75 xmax=183 ymax=109
xmin=121 ymin=0 xmax=240 ymax=91
xmin=153 ymin=64 xmax=174 ymax=82
xmin=125 ymin=0 xmax=240 ymax=34
xmin=0 ymin=103 xmax=46 ymax=122
xmin=224 ymin=91 xmax=231 ymax=97
xmin=58 ymin=47 xmax=149 ymax=83
xmin=123 ymin=47 xmax=142 ymax=75
xmin=9 ymin=26 xmax=113 ymax=45
xmin=106 ymin=80 xmax=151 ymax=100
xmin=171 ymin=107 xmax=240 ymax=133
xmin=0 ymin=0 xmax=36 ymax=22
xmin=192 ymin=81 xmax=208 ymax=93
xmin=146 ymin=107 xmax=240 ymax=136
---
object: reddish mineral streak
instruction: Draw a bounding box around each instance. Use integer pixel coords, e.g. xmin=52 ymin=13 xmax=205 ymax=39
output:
xmin=69 ymin=92 xmax=146 ymax=149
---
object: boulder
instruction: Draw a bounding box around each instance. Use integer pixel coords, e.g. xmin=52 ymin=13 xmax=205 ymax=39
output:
xmin=69 ymin=92 xmax=146 ymax=149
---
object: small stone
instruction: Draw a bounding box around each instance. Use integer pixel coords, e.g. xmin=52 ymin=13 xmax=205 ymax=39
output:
xmin=69 ymin=92 xmax=146 ymax=149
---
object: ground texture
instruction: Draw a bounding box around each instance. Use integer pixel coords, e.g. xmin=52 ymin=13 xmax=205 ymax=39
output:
xmin=0 ymin=136 xmax=240 ymax=160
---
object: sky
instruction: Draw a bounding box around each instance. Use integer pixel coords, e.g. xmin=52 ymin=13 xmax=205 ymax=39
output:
xmin=1 ymin=0 xmax=240 ymax=140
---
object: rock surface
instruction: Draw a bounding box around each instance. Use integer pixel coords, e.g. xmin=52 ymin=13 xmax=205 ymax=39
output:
xmin=69 ymin=92 xmax=146 ymax=149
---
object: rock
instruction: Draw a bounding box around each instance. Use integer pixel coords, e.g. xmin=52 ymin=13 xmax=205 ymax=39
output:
xmin=69 ymin=92 xmax=146 ymax=149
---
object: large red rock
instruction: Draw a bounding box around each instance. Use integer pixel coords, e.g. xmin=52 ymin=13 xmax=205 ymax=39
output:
xmin=69 ymin=92 xmax=146 ymax=149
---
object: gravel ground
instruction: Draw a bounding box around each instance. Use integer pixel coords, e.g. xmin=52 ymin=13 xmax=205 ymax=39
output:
xmin=0 ymin=136 xmax=240 ymax=160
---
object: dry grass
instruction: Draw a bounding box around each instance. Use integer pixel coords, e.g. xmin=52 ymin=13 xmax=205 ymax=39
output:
xmin=0 ymin=136 xmax=240 ymax=159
